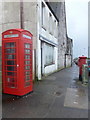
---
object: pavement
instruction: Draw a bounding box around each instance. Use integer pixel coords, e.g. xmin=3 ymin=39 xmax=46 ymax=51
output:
xmin=2 ymin=64 xmax=88 ymax=118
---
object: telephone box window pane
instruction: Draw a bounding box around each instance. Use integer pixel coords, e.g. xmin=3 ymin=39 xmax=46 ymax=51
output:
xmin=10 ymin=43 xmax=15 ymax=47
xmin=6 ymin=43 xmax=11 ymax=48
xmin=25 ymin=43 xmax=30 ymax=48
xmin=6 ymin=43 xmax=15 ymax=48
xmin=7 ymin=72 xmax=12 ymax=75
xmin=25 ymin=82 xmax=30 ymax=86
xmin=25 ymin=66 xmax=30 ymax=70
xmin=25 ymin=71 xmax=30 ymax=75
xmin=7 ymin=77 xmax=15 ymax=82
xmin=25 ymin=76 xmax=30 ymax=81
xmin=8 ymin=80 xmax=16 ymax=88
xmin=7 ymin=72 xmax=16 ymax=76
xmin=6 ymin=49 xmax=15 ymax=53
xmin=25 ymin=49 xmax=30 ymax=54
xmin=7 ymin=61 xmax=15 ymax=65
xmin=7 ymin=66 xmax=16 ymax=71
xmin=7 ymin=55 xmax=15 ymax=59
xmin=25 ymin=55 xmax=30 ymax=59
xmin=25 ymin=61 xmax=30 ymax=65
xmin=7 ymin=72 xmax=14 ymax=75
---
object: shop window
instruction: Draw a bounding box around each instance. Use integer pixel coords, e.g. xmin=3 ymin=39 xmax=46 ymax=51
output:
xmin=45 ymin=44 xmax=54 ymax=66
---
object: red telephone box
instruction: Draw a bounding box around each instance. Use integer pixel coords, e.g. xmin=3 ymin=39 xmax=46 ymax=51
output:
xmin=78 ymin=56 xmax=87 ymax=81
xmin=2 ymin=29 xmax=33 ymax=96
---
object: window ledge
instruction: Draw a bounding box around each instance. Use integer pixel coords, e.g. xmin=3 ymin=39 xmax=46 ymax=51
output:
xmin=44 ymin=62 xmax=55 ymax=67
xmin=42 ymin=25 xmax=46 ymax=31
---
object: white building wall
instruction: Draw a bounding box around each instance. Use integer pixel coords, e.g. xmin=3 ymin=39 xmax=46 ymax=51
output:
xmin=58 ymin=2 xmax=67 ymax=70
xmin=37 ymin=0 xmax=58 ymax=79
xmin=66 ymin=55 xmax=71 ymax=67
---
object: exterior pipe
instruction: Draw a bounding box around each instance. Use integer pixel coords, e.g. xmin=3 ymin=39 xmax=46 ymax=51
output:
xmin=20 ymin=0 xmax=24 ymax=29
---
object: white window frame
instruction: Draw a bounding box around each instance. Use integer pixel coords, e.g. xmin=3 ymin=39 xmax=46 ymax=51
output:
xmin=45 ymin=44 xmax=55 ymax=66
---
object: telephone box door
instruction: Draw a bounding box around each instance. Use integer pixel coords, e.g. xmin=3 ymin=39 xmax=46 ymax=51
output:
xmin=2 ymin=40 xmax=19 ymax=90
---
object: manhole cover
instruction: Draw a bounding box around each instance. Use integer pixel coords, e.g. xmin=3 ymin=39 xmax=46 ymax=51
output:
xmin=55 ymin=91 xmax=62 ymax=96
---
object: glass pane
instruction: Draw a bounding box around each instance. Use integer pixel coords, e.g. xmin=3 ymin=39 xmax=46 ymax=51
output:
xmin=6 ymin=49 xmax=15 ymax=53
xmin=45 ymin=44 xmax=54 ymax=65
xmin=25 ymin=75 xmax=30 ymax=81
xmin=25 ymin=61 xmax=30 ymax=65
xmin=6 ymin=43 xmax=11 ymax=48
xmin=25 ymin=55 xmax=30 ymax=59
xmin=25 ymin=49 xmax=30 ymax=54
xmin=8 ymin=82 xmax=15 ymax=88
xmin=25 ymin=82 xmax=30 ymax=86
xmin=25 ymin=43 xmax=30 ymax=48
xmin=7 ymin=66 xmax=16 ymax=71
xmin=10 ymin=43 xmax=15 ymax=47
xmin=25 ymin=71 xmax=30 ymax=75
xmin=7 ymin=77 xmax=15 ymax=82
xmin=25 ymin=66 xmax=30 ymax=70
xmin=7 ymin=61 xmax=15 ymax=65
xmin=7 ymin=72 xmax=14 ymax=76
xmin=6 ymin=43 xmax=15 ymax=48
xmin=7 ymin=55 xmax=15 ymax=59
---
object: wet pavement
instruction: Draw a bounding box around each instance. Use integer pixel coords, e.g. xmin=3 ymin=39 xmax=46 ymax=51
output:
xmin=2 ymin=64 xmax=88 ymax=118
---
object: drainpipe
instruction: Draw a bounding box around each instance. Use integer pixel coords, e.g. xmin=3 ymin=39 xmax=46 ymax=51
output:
xmin=20 ymin=0 xmax=24 ymax=29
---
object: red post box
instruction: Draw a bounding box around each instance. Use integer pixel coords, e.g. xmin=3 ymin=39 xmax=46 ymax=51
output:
xmin=2 ymin=29 xmax=33 ymax=96
xmin=78 ymin=56 xmax=87 ymax=81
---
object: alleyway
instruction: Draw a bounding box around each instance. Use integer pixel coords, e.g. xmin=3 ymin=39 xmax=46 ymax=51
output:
xmin=2 ymin=64 xmax=88 ymax=118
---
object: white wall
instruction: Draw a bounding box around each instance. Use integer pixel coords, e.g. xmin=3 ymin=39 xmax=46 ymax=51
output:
xmin=66 ymin=55 xmax=71 ymax=67
xmin=37 ymin=0 xmax=58 ymax=79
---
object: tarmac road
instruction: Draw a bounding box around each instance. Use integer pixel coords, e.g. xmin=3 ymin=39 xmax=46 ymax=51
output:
xmin=2 ymin=64 xmax=88 ymax=118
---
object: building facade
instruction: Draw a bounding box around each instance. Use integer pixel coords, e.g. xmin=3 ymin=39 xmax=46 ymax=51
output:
xmin=47 ymin=2 xmax=72 ymax=69
xmin=0 ymin=0 xmax=73 ymax=80
xmin=36 ymin=0 xmax=58 ymax=79
xmin=65 ymin=37 xmax=73 ymax=67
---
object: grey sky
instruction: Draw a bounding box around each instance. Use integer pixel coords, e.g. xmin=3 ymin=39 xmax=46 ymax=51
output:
xmin=65 ymin=0 xmax=88 ymax=58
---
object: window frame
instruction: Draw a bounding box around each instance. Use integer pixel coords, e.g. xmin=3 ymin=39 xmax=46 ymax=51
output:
xmin=44 ymin=44 xmax=55 ymax=67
